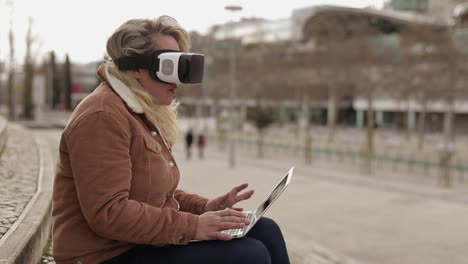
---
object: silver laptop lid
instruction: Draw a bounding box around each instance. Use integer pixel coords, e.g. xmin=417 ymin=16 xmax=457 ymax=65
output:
xmin=253 ymin=167 xmax=294 ymax=221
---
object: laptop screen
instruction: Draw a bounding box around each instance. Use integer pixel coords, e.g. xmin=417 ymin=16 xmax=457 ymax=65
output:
xmin=254 ymin=169 xmax=291 ymax=220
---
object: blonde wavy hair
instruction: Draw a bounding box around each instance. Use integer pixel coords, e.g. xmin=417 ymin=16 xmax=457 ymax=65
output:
xmin=105 ymin=16 xmax=191 ymax=146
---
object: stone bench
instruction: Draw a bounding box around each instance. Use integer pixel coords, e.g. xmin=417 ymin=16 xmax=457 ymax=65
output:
xmin=0 ymin=124 xmax=55 ymax=264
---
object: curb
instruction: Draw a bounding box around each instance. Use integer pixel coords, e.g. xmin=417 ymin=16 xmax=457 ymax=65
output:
xmin=0 ymin=116 xmax=7 ymax=155
xmin=0 ymin=130 xmax=55 ymax=264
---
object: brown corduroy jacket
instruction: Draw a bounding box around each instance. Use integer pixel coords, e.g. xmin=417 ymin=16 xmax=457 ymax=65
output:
xmin=52 ymin=66 xmax=208 ymax=264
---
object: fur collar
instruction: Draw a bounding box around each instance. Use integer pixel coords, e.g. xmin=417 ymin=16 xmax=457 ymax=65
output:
xmin=104 ymin=65 xmax=144 ymax=113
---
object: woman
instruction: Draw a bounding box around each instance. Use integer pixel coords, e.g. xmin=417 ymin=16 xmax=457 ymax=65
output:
xmin=52 ymin=16 xmax=290 ymax=264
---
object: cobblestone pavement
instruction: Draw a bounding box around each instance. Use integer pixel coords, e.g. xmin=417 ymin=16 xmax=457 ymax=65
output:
xmin=0 ymin=124 xmax=39 ymax=241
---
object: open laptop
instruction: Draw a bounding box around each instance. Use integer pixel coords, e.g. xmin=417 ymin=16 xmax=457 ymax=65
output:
xmin=221 ymin=166 xmax=294 ymax=239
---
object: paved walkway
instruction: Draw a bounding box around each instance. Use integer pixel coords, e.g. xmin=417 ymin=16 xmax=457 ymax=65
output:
xmin=173 ymin=142 xmax=468 ymax=264
xmin=27 ymin=124 xmax=468 ymax=264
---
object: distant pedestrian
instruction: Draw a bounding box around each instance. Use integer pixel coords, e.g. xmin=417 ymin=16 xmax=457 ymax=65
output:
xmin=197 ymin=133 xmax=206 ymax=159
xmin=185 ymin=129 xmax=194 ymax=159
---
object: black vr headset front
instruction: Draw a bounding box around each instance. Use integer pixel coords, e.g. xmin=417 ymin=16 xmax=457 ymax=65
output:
xmin=115 ymin=50 xmax=204 ymax=85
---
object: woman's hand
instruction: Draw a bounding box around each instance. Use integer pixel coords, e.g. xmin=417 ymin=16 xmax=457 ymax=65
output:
xmin=204 ymin=183 xmax=254 ymax=212
xmin=194 ymin=208 xmax=251 ymax=241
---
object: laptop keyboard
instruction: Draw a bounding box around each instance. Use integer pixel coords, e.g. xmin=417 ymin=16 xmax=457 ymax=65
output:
xmin=222 ymin=211 xmax=253 ymax=236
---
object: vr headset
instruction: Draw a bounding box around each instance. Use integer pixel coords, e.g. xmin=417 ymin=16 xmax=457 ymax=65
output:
xmin=115 ymin=49 xmax=204 ymax=85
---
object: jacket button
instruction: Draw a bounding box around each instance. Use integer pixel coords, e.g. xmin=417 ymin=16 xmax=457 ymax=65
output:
xmin=178 ymin=234 xmax=186 ymax=244
xmin=151 ymin=131 xmax=158 ymax=136
xmin=166 ymin=192 xmax=171 ymax=197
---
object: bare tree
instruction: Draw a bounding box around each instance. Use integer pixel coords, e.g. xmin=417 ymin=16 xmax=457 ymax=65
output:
xmin=7 ymin=18 xmax=15 ymax=120
xmin=247 ymin=100 xmax=275 ymax=158
xmin=436 ymin=27 xmax=467 ymax=187
xmin=49 ymin=51 xmax=61 ymax=109
xmin=22 ymin=17 xmax=35 ymax=119
xmin=64 ymin=54 xmax=72 ymax=110
xmin=400 ymin=24 xmax=450 ymax=150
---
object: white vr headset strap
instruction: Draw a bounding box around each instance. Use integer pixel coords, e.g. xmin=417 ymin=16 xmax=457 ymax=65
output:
xmin=156 ymin=52 xmax=182 ymax=84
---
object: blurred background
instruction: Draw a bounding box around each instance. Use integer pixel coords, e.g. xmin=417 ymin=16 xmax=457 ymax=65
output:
xmin=2 ymin=0 xmax=468 ymax=183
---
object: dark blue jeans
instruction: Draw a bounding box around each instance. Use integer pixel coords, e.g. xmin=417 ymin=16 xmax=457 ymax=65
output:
xmin=102 ymin=217 xmax=290 ymax=264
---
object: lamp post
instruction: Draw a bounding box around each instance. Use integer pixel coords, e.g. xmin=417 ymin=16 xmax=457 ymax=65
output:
xmin=225 ymin=5 xmax=242 ymax=168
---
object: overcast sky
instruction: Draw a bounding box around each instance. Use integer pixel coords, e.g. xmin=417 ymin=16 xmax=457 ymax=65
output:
xmin=0 ymin=0 xmax=386 ymax=64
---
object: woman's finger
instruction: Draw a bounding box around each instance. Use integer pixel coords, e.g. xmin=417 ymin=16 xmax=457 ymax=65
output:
xmin=218 ymin=208 xmax=245 ymax=217
xmin=217 ymin=221 xmax=246 ymax=231
xmin=221 ymin=215 xmax=249 ymax=223
xmin=235 ymin=190 xmax=254 ymax=202
xmin=231 ymin=183 xmax=249 ymax=194
xmin=217 ymin=193 xmax=230 ymax=203
xmin=212 ymin=232 xmax=232 ymax=241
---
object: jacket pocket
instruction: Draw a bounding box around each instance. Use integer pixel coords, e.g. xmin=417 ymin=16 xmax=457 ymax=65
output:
xmin=143 ymin=137 xmax=162 ymax=154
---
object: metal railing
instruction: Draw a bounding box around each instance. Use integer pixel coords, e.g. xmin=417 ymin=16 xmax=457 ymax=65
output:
xmin=205 ymin=132 xmax=467 ymax=184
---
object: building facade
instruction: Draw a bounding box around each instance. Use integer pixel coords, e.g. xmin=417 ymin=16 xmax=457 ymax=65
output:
xmin=182 ymin=3 xmax=468 ymax=134
xmin=386 ymin=0 xmax=464 ymax=21
xmin=210 ymin=17 xmax=291 ymax=44
xmin=386 ymin=0 xmax=429 ymax=13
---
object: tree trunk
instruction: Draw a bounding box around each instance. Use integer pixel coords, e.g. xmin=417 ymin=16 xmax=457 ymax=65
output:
xmin=7 ymin=70 xmax=15 ymax=120
xmin=439 ymin=150 xmax=453 ymax=188
xmin=405 ymin=99 xmax=412 ymax=141
xmin=64 ymin=54 xmax=73 ymax=110
xmin=22 ymin=61 xmax=34 ymax=119
xmin=7 ymin=28 xmax=15 ymax=120
xmin=214 ymin=99 xmax=226 ymax=151
xmin=417 ymin=96 xmax=427 ymax=151
xmin=239 ymin=103 xmax=247 ymax=132
xmin=195 ymin=98 xmax=203 ymax=132
xmin=364 ymin=92 xmax=375 ymax=175
xmin=22 ymin=18 xmax=34 ymax=119
xmin=440 ymin=96 xmax=455 ymax=188
xmin=278 ymin=102 xmax=287 ymax=127
xmin=257 ymin=129 xmax=264 ymax=159
xmin=298 ymin=95 xmax=309 ymax=142
xmin=50 ymin=52 xmax=61 ymax=109
xmin=304 ymin=127 xmax=313 ymax=164
xmin=327 ymin=86 xmax=337 ymax=143
xmin=443 ymin=97 xmax=455 ymax=143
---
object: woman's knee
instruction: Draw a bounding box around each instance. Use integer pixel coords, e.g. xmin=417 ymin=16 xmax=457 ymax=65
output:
xmin=256 ymin=217 xmax=282 ymax=233
xmin=237 ymin=239 xmax=271 ymax=264
xmin=247 ymin=217 xmax=287 ymax=248
xmin=258 ymin=217 xmax=279 ymax=227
